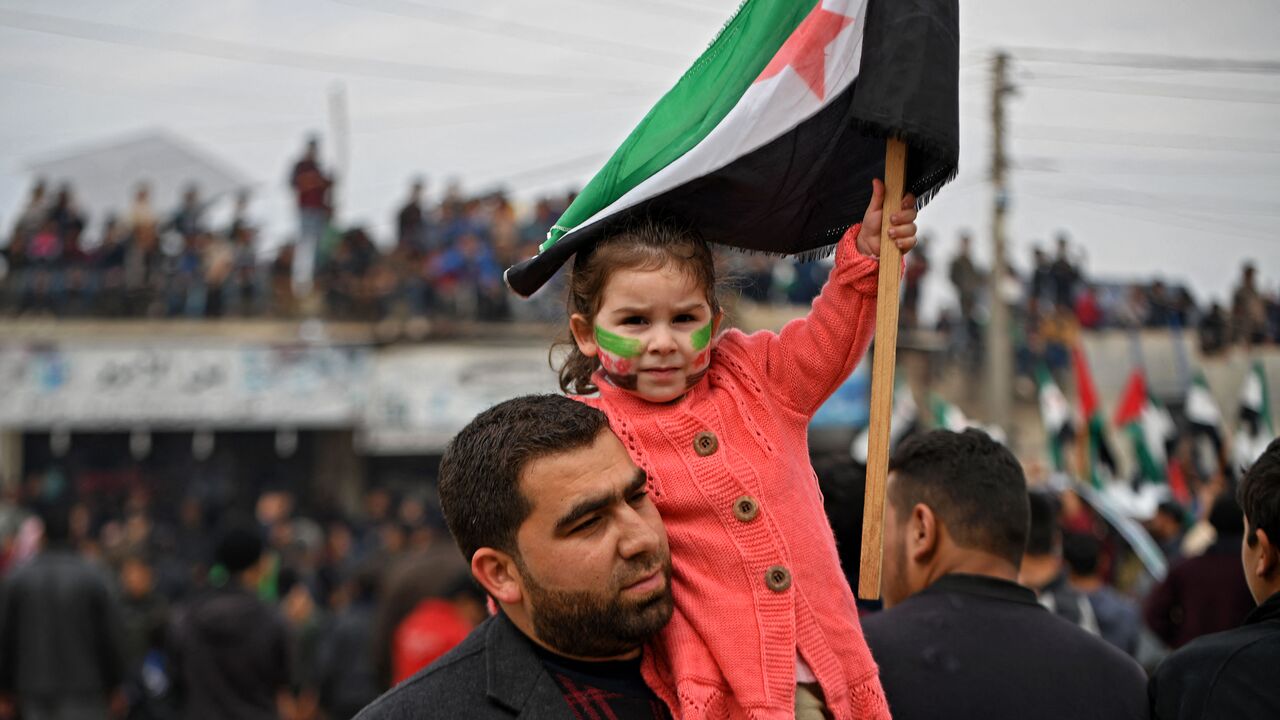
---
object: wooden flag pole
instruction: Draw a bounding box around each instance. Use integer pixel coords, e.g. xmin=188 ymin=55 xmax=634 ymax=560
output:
xmin=858 ymin=137 xmax=908 ymax=600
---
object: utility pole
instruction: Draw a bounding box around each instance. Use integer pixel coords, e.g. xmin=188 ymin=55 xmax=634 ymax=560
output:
xmin=986 ymin=52 xmax=1013 ymax=432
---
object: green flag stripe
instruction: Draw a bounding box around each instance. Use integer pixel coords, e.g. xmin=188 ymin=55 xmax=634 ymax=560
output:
xmin=542 ymin=0 xmax=820 ymax=252
xmin=594 ymin=326 xmax=643 ymax=358
xmin=692 ymin=320 xmax=713 ymax=351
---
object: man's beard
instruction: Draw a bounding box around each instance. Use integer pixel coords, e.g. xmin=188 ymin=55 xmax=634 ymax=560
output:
xmin=517 ymin=553 xmax=674 ymax=658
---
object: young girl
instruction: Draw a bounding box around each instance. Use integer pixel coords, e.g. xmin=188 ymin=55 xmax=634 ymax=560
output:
xmin=559 ymin=180 xmax=917 ymax=720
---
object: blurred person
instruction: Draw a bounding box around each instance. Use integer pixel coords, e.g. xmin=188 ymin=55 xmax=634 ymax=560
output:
xmin=288 ymin=135 xmax=332 ymax=297
xmin=1145 ymin=492 xmax=1256 ymax=649
xmin=395 ymin=178 xmax=429 ymax=254
xmin=901 ymin=239 xmax=928 ymax=329
xmin=1049 ymin=233 xmax=1080 ymax=309
xmin=1149 ymin=437 xmax=1280 ymax=719
xmin=167 ymin=524 xmax=291 ymax=720
xmin=1020 ymin=490 xmax=1100 ymax=633
xmin=862 ymin=429 xmax=1149 ymax=720
xmin=316 ymin=566 xmax=381 ymax=720
xmin=1232 ymin=261 xmax=1267 ymax=346
xmin=117 ymin=551 xmax=172 ymax=719
xmin=7 ymin=179 xmax=48 ymax=247
xmin=355 ymin=395 xmax=674 ymax=719
xmin=165 ymin=185 xmax=204 ymax=241
xmin=279 ymin=570 xmax=325 ymax=720
xmin=1029 ymin=245 xmax=1052 ymax=311
xmin=0 ymin=502 xmax=127 ymax=720
xmin=1146 ymin=500 xmax=1188 ymax=563
xmin=1197 ymin=301 xmax=1230 ymax=355
xmin=1063 ymin=532 xmax=1142 ymax=657
xmin=948 ymin=231 xmax=983 ymax=331
xmin=387 ymin=568 xmax=485 ymax=686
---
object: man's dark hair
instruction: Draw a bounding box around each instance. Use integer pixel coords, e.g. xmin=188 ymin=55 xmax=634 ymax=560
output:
xmin=1025 ymin=490 xmax=1061 ymax=556
xmin=1062 ymin=532 xmax=1100 ymax=577
xmin=36 ymin=501 xmax=73 ymax=544
xmin=215 ymin=525 xmax=264 ymax=575
xmin=1238 ymin=437 xmax=1280 ymax=548
xmin=888 ymin=429 xmax=1030 ymax=567
xmin=438 ymin=394 xmax=610 ymax=562
xmin=1208 ymin=491 xmax=1244 ymax=538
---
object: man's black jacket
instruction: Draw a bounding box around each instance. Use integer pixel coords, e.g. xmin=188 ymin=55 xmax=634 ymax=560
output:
xmin=355 ymin=612 xmax=580 ymax=719
xmin=1149 ymin=590 xmax=1280 ymax=719
xmin=862 ymin=573 xmax=1149 ymax=720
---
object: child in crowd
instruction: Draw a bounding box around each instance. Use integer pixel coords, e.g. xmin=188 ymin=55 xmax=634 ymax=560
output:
xmin=557 ymin=180 xmax=917 ymax=719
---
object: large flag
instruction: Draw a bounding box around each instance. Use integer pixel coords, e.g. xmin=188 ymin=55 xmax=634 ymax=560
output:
xmin=505 ymin=0 xmax=960 ymax=296
xmin=1036 ymin=365 xmax=1074 ymax=472
xmin=1072 ymin=345 xmax=1118 ymax=487
xmin=1114 ymin=370 xmax=1179 ymax=490
xmin=1234 ymin=360 xmax=1274 ymax=470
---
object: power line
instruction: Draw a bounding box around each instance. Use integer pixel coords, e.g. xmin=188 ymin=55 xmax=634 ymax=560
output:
xmin=1006 ymin=45 xmax=1280 ymax=75
xmin=1017 ymin=75 xmax=1280 ymax=106
xmin=0 ymin=8 xmax=663 ymax=96
xmin=1012 ymin=124 xmax=1280 ymax=154
xmin=327 ymin=0 xmax=690 ymax=69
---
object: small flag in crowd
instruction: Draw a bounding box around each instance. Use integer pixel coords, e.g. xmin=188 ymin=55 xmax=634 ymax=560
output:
xmin=1036 ymin=365 xmax=1074 ymax=472
xmin=1234 ymin=360 xmax=1274 ymax=470
xmin=1071 ymin=345 xmax=1118 ymax=487
xmin=505 ymin=0 xmax=960 ymax=296
xmin=1114 ymin=370 xmax=1179 ymax=488
xmin=1184 ymin=370 xmax=1226 ymax=478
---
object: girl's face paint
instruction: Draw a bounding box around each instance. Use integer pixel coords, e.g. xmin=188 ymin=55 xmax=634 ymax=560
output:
xmin=584 ymin=266 xmax=718 ymax=403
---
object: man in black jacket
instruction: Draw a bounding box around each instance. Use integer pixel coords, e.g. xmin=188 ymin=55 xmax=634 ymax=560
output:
xmin=0 ymin=502 xmax=126 ymax=720
xmin=168 ymin=525 xmax=291 ymax=720
xmin=861 ymin=429 xmax=1149 ymax=720
xmin=356 ymin=395 xmax=674 ymax=719
xmin=1149 ymin=437 xmax=1280 ymax=719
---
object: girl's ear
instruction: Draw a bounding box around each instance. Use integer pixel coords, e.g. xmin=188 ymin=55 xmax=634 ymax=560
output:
xmin=570 ymin=313 xmax=598 ymax=357
xmin=712 ymin=310 xmax=725 ymax=339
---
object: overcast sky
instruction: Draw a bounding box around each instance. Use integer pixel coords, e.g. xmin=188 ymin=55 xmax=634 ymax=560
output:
xmin=1 ymin=0 xmax=1277 ymax=318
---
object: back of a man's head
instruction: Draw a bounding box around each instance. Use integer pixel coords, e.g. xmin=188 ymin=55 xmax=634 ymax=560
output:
xmin=438 ymin=394 xmax=610 ymax=562
xmin=1208 ymin=491 xmax=1245 ymax=538
xmin=1239 ymin=437 xmax=1280 ymax=550
xmin=215 ymin=524 xmax=264 ymax=576
xmin=1062 ymin=532 xmax=1101 ymax=578
xmin=1025 ymin=490 xmax=1061 ymax=558
xmin=889 ymin=429 xmax=1030 ymax=568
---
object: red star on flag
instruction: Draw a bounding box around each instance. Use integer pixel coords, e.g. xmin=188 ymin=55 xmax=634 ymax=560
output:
xmin=756 ymin=4 xmax=854 ymax=100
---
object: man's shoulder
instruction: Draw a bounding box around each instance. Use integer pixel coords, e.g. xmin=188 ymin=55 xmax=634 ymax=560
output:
xmin=1151 ymin=621 xmax=1280 ymax=719
xmin=355 ymin=625 xmax=490 ymax=719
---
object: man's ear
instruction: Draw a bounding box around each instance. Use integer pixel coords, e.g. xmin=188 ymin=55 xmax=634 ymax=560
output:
xmin=1254 ymin=528 xmax=1278 ymax=579
xmin=471 ymin=548 xmax=523 ymax=606
xmin=908 ymin=503 xmax=939 ymax=564
xmin=570 ymin=313 xmax=598 ymax=358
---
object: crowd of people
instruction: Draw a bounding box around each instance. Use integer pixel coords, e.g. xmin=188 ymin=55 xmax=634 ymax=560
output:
xmin=910 ymin=232 xmax=1279 ymax=379
xmin=0 ymin=138 xmax=576 ymax=324
xmin=0 ymin=426 xmax=1274 ymax=719
xmin=0 ymin=474 xmax=487 ymax=720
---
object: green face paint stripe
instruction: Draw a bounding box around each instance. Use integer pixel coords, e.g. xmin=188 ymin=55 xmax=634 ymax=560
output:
xmin=594 ymin=326 xmax=643 ymax=358
xmin=691 ymin=320 xmax=713 ymax=351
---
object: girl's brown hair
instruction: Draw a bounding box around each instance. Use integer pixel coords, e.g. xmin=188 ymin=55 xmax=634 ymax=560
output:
xmin=556 ymin=220 xmax=721 ymax=395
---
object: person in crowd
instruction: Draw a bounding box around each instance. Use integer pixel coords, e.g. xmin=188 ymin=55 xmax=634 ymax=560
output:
xmin=862 ymin=429 xmax=1149 ymax=720
xmin=948 ymin=231 xmax=983 ymax=331
xmin=316 ymin=566 xmax=382 ymax=720
xmin=1149 ymin=437 xmax=1280 ymax=719
xmin=288 ymin=135 xmax=333 ymax=297
xmin=395 ymin=178 xmax=430 ymax=254
xmin=355 ymin=394 xmax=675 ymax=719
xmin=1063 ymin=531 xmax=1141 ymax=657
xmin=1049 ymin=233 xmax=1080 ymax=309
xmin=167 ymin=524 xmax=292 ymax=720
xmin=1020 ymin=490 xmax=1100 ymax=633
xmin=901 ymin=238 xmax=929 ymax=329
xmin=1232 ymin=261 xmax=1268 ymax=346
xmin=117 ymin=550 xmax=171 ymax=713
xmin=1146 ymin=501 xmax=1188 ymax=562
xmin=1145 ymin=492 xmax=1257 ymax=650
xmin=0 ymin=502 xmax=128 ymax=720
